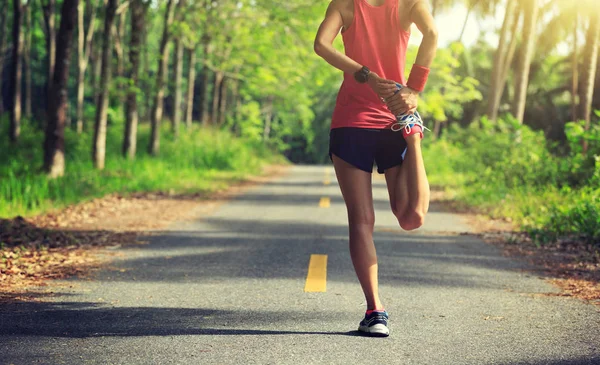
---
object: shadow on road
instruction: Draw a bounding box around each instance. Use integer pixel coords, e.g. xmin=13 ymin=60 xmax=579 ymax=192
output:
xmin=0 ymin=301 xmax=364 ymax=338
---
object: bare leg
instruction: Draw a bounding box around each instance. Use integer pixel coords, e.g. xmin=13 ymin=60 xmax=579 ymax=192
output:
xmin=332 ymin=155 xmax=383 ymax=310
xmin=385 ymin=134 xmax=430 ymax=230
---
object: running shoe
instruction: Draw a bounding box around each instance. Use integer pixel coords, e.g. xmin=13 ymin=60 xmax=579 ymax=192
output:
xmin=358 ymin=310 xmax=390 ymax=337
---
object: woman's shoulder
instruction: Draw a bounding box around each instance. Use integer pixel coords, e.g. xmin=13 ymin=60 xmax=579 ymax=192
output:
xmin=331 ymin=0 xmax=354 ymax=13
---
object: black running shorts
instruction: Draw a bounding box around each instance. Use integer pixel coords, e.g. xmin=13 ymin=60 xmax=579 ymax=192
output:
xmin=328 ymin=127 xmax=408 ymax=174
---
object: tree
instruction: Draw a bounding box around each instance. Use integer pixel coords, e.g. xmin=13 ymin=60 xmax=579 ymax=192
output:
xmin=512 ymin=0 xmax=539 ymax=124
xmin=0 ymin=0 xmax=8 ymax=114
xmin=123 ymin=0 xmax=148 ymax=159
xmin=76 ymin=0 xmax=98 ymax=133
xmin=148 ymin=0 xmax=176 ymax=155
xmin=580 ymin=10 xmax=600 ymax=152
xmin=487 ymin=0 xmax=517 ymax=121
xmin=41 ymin=0 xmax=56 ymax=97
xmin=92 ymin=0 xmax=118 ymax=170
xmin=44 ymin=0 xmax=80 ymax=177
xmin=24 ymin=2 xmax=32 ymax=118
xmin=171 ymin=0 xmax=186 ymax=137
xmin=10 ymin=0 xmax=27 ymax=142
xmin=112 ymin=3 xmax=128 ymax=78
xmin=184 ymin=47 xmax=197 ymax=128
xmin=571 ymin=10 xmax=579 ymax=122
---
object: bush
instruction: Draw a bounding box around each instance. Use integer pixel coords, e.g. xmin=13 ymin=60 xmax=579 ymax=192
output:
xmin=0 ymin=121 xmax=282 ymax=218
xmin=424 ymin=113 xmax=600 ymax=246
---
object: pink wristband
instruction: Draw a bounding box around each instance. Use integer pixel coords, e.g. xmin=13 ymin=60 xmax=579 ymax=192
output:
xmin=406 ymin=64 xmax=430 ymax=92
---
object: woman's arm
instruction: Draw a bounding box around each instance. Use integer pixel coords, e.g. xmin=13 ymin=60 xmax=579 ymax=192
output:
xmin=386 ymin=1 xmax=438 ymax=116
xmin=314 ymin=0 xmax=397 ymax=97
xmin=411 ymin=1 xmax=438 ymax=70
xmin=313 ymin=1 xmax=362 ymax=74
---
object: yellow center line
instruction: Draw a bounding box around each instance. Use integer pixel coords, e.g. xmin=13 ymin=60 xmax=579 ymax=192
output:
xmin=304 ymin=254 xmax=328 ymax=292
xmin=323 ymin=179 xmax=331 ymax=185
xmin=319 ymin=197 xmax=330 ymax=208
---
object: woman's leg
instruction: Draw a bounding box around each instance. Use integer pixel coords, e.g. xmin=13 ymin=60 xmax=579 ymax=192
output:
xmin=385 ymin=134 xmax=430 ymax=230
xmin=332 ymin=155 xmax=383 ymax=310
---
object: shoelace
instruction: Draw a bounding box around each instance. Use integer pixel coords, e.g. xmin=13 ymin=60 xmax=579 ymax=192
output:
xmin=390 ymin=111 xmax=431 ymax=134
xmin=388 ymin=83 xmax=431 ymax=134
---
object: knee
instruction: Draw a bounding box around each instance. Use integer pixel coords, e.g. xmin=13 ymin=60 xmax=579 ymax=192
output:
xmin=348 ymin=211 xmax=375 ymax=231
xmin=398 ymin=210 xmax=425 ymax=231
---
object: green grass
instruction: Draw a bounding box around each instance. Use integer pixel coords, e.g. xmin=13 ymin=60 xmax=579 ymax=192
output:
xmin=423 ymin=116 xmax=600 ymax=246
xmin=0 ymin=118 xmax=285 ymax=218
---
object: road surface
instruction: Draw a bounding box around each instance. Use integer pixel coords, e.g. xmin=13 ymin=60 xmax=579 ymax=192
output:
xmin=1 ymin=165 xmax=599 ymax=365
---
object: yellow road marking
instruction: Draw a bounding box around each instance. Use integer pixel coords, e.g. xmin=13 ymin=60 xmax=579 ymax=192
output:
xmin=319 ymin=197 xmax=330 ymax=208
xmin=304 ymin=254 xmax=328 ymax=292
xmin=323 ymin=179 xmax=331 ymax=185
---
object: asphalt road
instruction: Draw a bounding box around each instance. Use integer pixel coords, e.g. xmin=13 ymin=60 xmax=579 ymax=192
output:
xmin=1 ymin=165 xmax=599 ymax=365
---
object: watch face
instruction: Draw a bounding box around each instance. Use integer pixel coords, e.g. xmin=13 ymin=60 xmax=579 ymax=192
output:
xmin=355 ymin=70 xmax=368 ymax=83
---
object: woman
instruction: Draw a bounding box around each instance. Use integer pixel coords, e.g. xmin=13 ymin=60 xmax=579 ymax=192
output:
xmin=314 ymin=0 xmax=438 ymax=336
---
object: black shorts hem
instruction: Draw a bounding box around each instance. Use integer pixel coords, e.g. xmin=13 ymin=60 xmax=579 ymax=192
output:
xmin=328 ymin=127 xmax=407 ymax=175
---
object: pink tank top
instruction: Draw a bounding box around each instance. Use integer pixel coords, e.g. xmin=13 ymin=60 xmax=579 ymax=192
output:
xmin=331 ymin=0 xmax=410 ymax=130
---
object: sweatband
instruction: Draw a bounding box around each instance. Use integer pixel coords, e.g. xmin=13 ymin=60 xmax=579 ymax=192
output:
xmin=406 ymin=64 xmax=430 ymax=92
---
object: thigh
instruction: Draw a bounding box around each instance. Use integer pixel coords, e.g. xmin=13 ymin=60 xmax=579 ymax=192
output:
xmin=384 ymin=162 xmax=409 ymax=215
xmin=332 ymin=154 xmax=374 ymax=224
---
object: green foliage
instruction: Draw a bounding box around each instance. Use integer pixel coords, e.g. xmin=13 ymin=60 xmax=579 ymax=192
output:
xmin=424 ymin=112 xmax=600 ymax=246
xmin=0 ymin=119 xmax=281 ymax=218
xmin=406 ymin=43 xmax=483 ymax=123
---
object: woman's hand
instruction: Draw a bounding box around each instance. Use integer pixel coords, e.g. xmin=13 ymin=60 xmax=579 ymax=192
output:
xmin=367 ymin=73 xmax=397 ymax=100
xmin=385 ymin=87 xmax=419 ymax=116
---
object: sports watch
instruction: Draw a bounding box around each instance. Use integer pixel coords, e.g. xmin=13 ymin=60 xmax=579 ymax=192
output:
xmin=354 ymin=66 xmax=370 ymax=84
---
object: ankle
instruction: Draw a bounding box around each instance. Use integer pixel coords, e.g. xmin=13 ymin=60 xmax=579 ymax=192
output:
xmin=366 ymin=301 xmax=384 ymax=311
xmin=366 ymin=307 xmax=385 ymax=315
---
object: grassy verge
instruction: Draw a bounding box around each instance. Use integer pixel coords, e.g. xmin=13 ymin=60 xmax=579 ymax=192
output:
xmin=423 ymin=116 xmax=600 ymax=247
xmin=0 ymin=119 xmax=286 ymax=218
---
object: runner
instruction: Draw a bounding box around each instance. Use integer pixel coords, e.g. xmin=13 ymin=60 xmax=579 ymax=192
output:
xmin=313 ymin=0 xmax=438 ymax=336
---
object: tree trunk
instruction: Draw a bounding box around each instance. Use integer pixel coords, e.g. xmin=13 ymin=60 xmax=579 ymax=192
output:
xmin=457 ymin=3 xmax=475 ymax=44
xmin=92 ymin=35 xmax=102 ymax=106
xmin=92 ymin=0 xmax=117 ymax=170
xmin=580 ymin=12 xmax=600 ymax=153
xmin=262 ymin=99 xmax=273 ymax=141
xmin=76 ymin=0 xmax=97 ymax=133
xmin=123 ymin=0 xmax=146 ymax=159
xmin=113 ymin=8 xmax=127 ymax=78
xmin=229 ymin=78 xmax=239 ymax=125
xmin=10 ymin=0 xmax=25 ymax=142
xmin=170 ymin=0 xmax=185 ymax=136
xmin=487 ymin=0 xmax=516 ymax=121
xmin=218 ymin=76 xmax=227 ymax=126
xmin=42 ymin=0 xmax=57 ymax=97
xmin=571 ymin=13 xmax=579 ymax=122
xmin=512 ymin=0 xmax=539 ymax=124
xmin=44 ymin=0 xmax=79 ymax=177
xmin=172 ymin=38 xmax=183 ymax=137
xmin=210 ymin=71 xmax=223 ymax=124
xmin=199 ymin=37 xmax=211 ymax=126
xmin=185 ymin=48 xmax=196 ymax=128
xmin=142 ymin=21 xmax=151 ymax=121
xmin=24 ymin=2 xmax=32 ymax=118
xmin=149 ymin=0 xmax=176 ymax=155
xmin=495 ymin=5 xmax=521 ymax=114
xmin=0 ymin=0 xmax=8 ymax=115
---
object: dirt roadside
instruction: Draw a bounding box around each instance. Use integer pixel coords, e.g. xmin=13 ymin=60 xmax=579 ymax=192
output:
xmin=0 ymin=165 xmax=290 ymax=302
xmin=429 ymin=190 xmax=600 ymax=306
xmin=2 ymin=170 xmax=598 ymax=306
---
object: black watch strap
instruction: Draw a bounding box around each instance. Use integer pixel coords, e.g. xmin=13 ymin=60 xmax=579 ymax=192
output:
xmin=354 ymin=66 xmax=370 ymax=84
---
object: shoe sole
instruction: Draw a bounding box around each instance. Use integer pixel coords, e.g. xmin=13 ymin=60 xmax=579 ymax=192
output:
xmin=358 ymin=323 xmax=389 ymax=337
